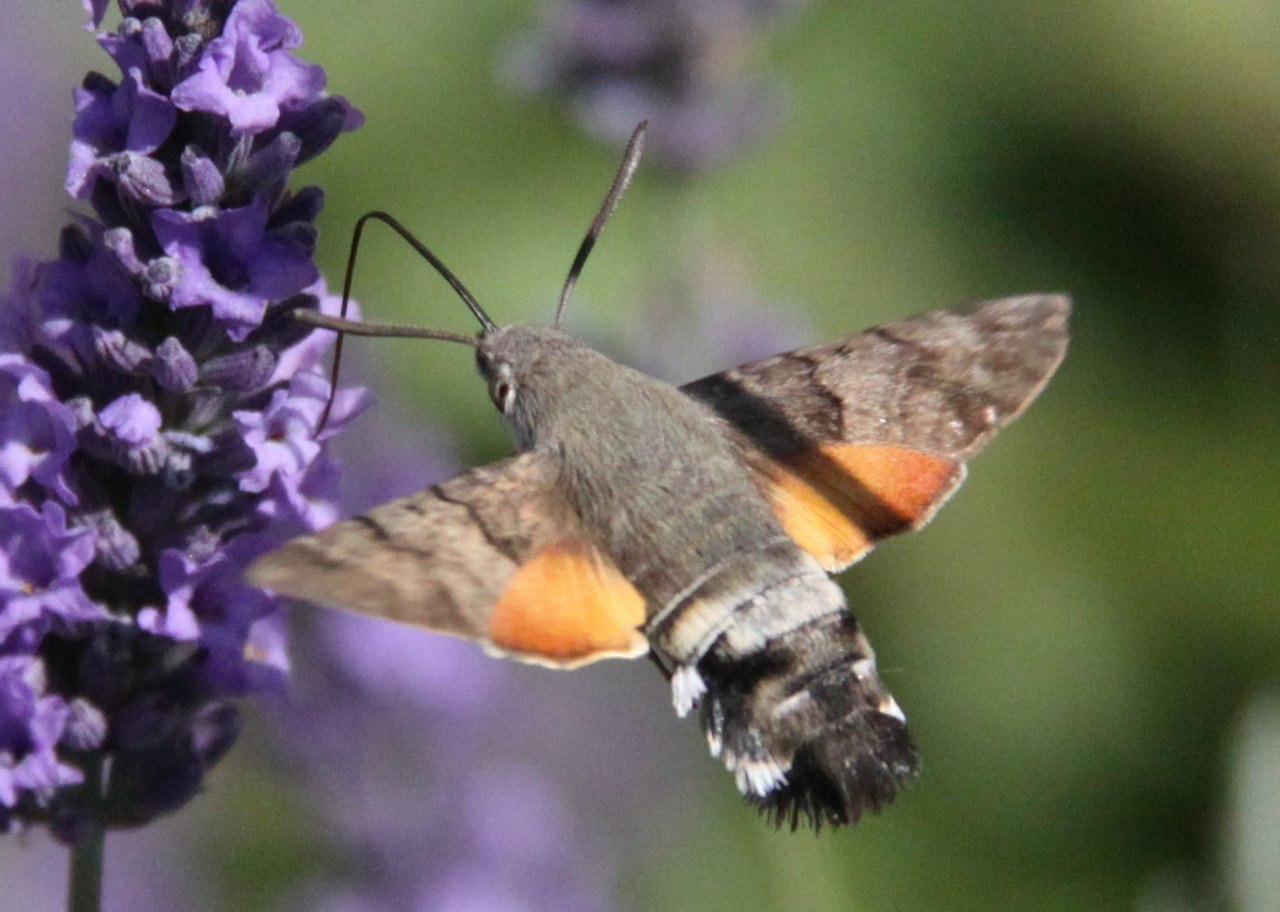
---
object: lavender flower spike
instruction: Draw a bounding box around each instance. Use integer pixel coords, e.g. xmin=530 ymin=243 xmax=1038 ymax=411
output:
xmin=1 ymin=0 xmax=366 ymax=853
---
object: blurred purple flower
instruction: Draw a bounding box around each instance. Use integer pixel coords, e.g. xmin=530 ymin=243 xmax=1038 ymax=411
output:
xmin=0 ymin=0 xmax=363 ymax=840
xmin=506 ymin=0 xmax=808 ymax=170
xmin=616 ymin=243 xmax=814 ymax=385
xmin=0 ymin=656 xmax=91 ymax=825
xmin=281 ymin=617 xmax=618 ymax=912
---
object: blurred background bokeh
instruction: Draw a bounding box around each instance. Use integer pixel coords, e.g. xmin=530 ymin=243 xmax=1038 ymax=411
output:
xmin=2 ymin=1 xmax=1278 ymax=910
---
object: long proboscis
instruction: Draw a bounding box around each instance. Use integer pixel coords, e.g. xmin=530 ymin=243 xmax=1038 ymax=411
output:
xmin=312 ymin=210 xmax=491 ymax=435
xmin=553 ymin=121 xmax=648 ymax=329
xmin=295 ymin=310 xmax=480 ymax=347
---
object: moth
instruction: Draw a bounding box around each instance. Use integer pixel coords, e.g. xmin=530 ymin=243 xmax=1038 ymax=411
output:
xmin=248 ymin=125 xmax=1070 ymax=829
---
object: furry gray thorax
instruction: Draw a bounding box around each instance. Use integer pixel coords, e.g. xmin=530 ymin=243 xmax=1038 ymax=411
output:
xmin=477 ymin=326 xmax=791 ymax=606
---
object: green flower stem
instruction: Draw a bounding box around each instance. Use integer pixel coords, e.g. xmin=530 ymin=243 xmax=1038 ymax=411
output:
xmin=67 ymin=758 xmax=105 ymax=912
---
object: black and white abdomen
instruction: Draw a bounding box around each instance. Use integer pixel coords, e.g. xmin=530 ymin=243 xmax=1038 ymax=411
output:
xmin=644 ymin=538 xmax=919 ymax=828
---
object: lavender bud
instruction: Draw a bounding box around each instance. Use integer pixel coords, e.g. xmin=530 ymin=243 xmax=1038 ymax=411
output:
xmin=182 ymin=388 xmax=228 ymax=430
xmin=179 ymin=3 xmax=222 ymax=41
xmin=270 ymin=185 xmax=325 ymax=228
xmin=92 ymin=327 xmax=153 ymax=375
xmin=142 ymin=256 xmax=181 ymax=302
xmin=151 ymin=337 xmax=199 ymax=391
xmin=118 ymin=17 xmax=144 ymax=41
xmin=80 ymin=508 xmax=143 ymax=571
xmin=103 ymin=227 xmax=147 ymax=275
xmin=110 ymin=153 xmax=183 ymax=206
xmin=80 ymin=71 xmax=117 ymax=97
xmin=284 ymin=97 xmax=359 ymax=165
xmin=69 ymin=397 xmax=116 ymax=461
xmin=96 ymin=393 xmax=168 ymax=475
xmin=61 ymin=698 xmax=109 ymax=752
xmin=139 ymin=17 xmax=176 ymax=86
xmin=179 ymin=146 xmax=224 ymax=205
xmin=200 ymin=346 xmax=277 ymax=393
xmin=224 ymin=133 xmax=254 ymax=179
xmin=268 ymin=220 xmax=318 ymax=257
xmin=235 ymin=132 xmax=301 ymax=205
xmin=173 ymin=33 xmax=203 ymax=75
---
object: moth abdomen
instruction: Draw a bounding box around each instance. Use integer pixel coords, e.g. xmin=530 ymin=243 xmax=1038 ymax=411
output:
xmin=748 ymin=697 xmax=918 ymax=830
xmin=694 ymin=603 xmax=919 ymax=830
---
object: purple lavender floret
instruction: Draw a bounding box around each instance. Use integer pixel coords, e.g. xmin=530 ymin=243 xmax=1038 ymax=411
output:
xmin=0 ymin=0 xmax=365 ymax=836
xmin=153 ymin=198 xmax=319 ymax=338
xmin=66 ymin=68 xmax=178 ymax=201
xmin=0 ymin=655 xmax=94 ymax=832
xmin=0 ymin=503 xmax=106 ymax=653
xmin=507 ymin=0 xmax=807 ymax=170
xmin=170 ymin=0 xmax=330 ymax=134
xmin=0 ymin=356 xmax=79 ymax=505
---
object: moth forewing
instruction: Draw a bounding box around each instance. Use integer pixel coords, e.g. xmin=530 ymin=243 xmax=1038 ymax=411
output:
xmin=246 ymin=450 xmax=649 ymax=668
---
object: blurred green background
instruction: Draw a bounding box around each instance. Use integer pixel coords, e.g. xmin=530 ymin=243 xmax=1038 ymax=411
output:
xmin=4 ymin=1 xmax=1279 ymax=910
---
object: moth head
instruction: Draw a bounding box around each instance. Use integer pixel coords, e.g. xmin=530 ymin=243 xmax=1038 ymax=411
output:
xmin=476 ymin=326 xmax=591 ymax=449
xmin=472 ymin=123 xmax=645 ymax=448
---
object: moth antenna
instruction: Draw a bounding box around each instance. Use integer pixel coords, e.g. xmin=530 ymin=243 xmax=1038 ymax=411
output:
xmin=553 ymin=121 xmax=648 ymax=329
xmin=311 ymin=210 xmax=493 ymax=436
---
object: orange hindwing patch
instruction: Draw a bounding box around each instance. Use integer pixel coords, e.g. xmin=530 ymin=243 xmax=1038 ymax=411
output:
xmin=749 ymin=443 xmax=963 ymax=571
xmin=488 ymin=539 xmax=648 ymax=668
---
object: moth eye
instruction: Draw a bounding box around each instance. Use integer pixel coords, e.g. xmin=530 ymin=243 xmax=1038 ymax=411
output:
xmin=490 ymin=377 xmax=516 ymax=414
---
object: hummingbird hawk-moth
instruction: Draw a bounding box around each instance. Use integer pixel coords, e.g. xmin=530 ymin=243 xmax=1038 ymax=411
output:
xmin=248 ymin=125 xmax=1070 ymax=829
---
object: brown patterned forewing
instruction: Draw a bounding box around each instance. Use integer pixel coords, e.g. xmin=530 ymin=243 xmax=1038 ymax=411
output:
xmin=248 ymin=452 xmax=565 ymax=639
xmin=683 ymin=295 xmax=1070 ymax=569
xmin=683 ymin=294 xmax=1070 ymax=462
xmin=247 ymin=450 xmax=648 ymax=665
